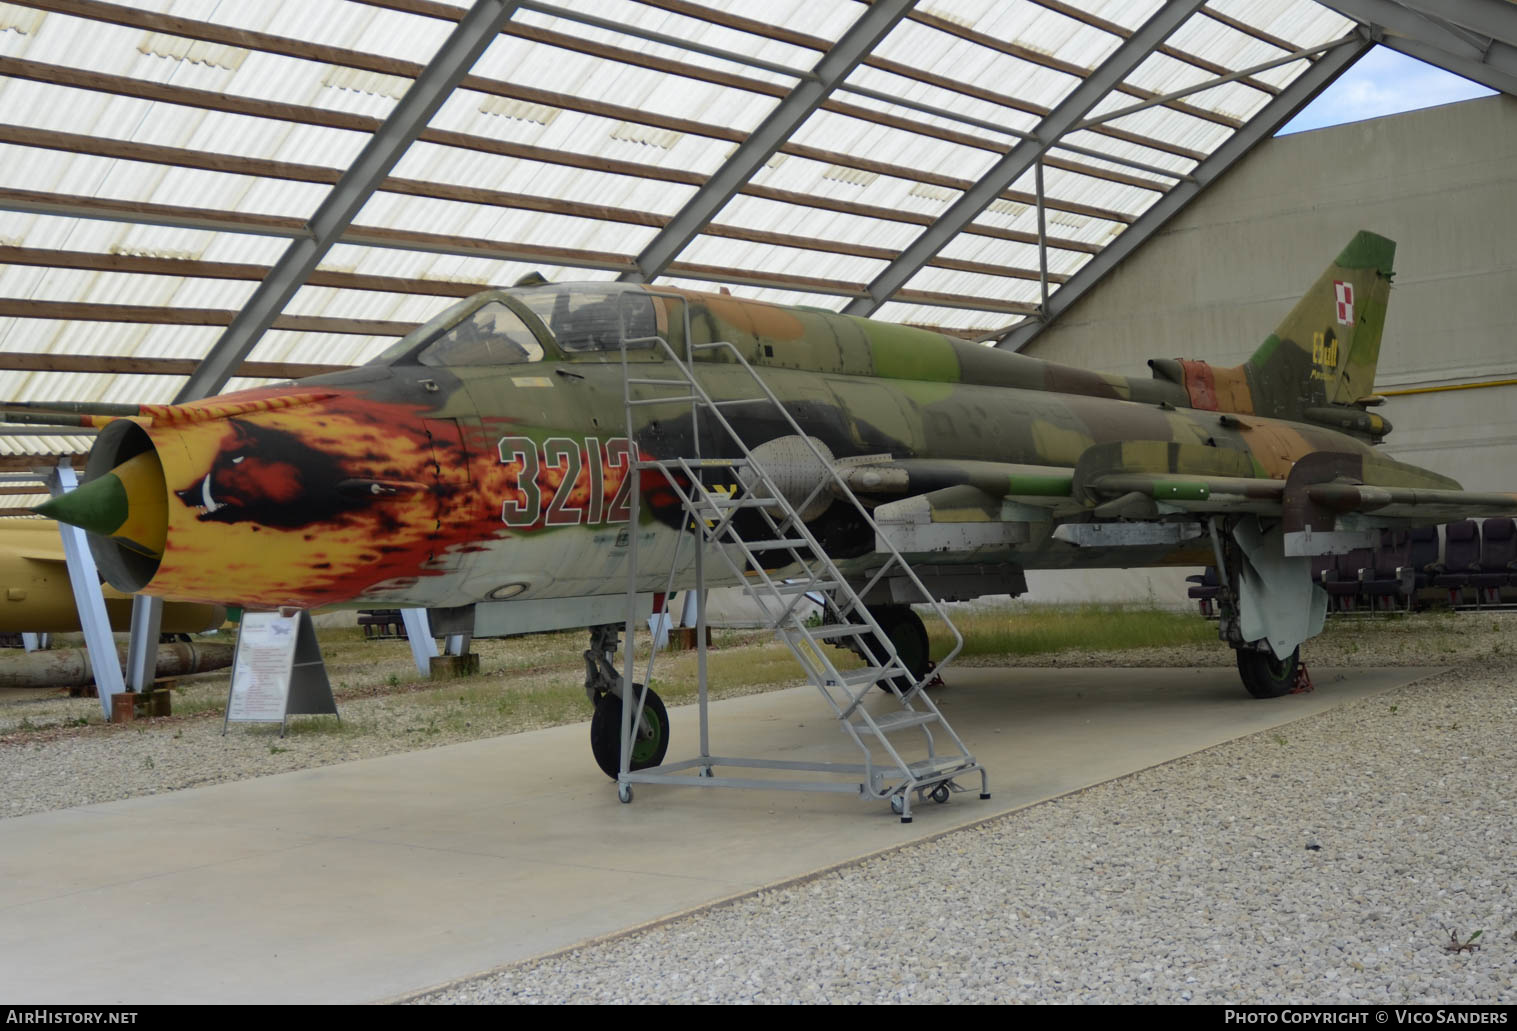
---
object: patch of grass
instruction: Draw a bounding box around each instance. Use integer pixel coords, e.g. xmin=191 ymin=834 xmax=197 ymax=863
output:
xmin=927 ymin=603 xmax=1215 ymax=659
xmin=172 ymin=693 xmax=231 ymax=718
xmin=283 ymin=716 xmax=352 ymax=738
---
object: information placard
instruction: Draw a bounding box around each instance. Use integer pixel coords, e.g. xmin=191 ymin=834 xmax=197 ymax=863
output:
xmin=227 ymin=612 xmax=298 ymax=723
xmin=224 ymin=611 xmax=338 ymax=735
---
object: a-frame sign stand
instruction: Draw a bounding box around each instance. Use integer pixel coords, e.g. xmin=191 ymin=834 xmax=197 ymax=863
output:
xmin=224 ymin=610 xmax=339 ymax=737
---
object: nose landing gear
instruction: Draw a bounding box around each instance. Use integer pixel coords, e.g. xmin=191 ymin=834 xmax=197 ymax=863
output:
xmin=584 ymin=623 xmax=669 ymax=780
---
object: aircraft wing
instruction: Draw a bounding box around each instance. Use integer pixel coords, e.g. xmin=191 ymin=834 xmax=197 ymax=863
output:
xmin=840 ymin=443 xmax=1517 ymax=557
xmin=1072 ymin=442 xmax=1517 ymax=523
xmin=1 ymin=526 xmax=70 ymax=564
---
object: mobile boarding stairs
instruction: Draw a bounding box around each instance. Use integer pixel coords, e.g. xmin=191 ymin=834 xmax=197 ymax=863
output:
xmin=611 ymin=324 xmax=988 ymax=824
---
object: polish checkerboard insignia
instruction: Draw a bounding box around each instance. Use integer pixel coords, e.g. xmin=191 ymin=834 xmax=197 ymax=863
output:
xmin=1333 ymin=280 xmax=1354 ymax=325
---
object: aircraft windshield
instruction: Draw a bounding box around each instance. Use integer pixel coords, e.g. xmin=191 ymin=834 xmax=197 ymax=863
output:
xmin=516 ymin=288 xmax=658 ymax=353
xmin=418 ymin=302 xmax=544 ymax=367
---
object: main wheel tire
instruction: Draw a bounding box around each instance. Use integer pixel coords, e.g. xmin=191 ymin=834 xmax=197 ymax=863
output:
xmin=590 ymin=684 xmax=670 ymax=779
xmin=862 ymin=606 xmax=930 ymax=694
xmin=1236 ymin=645 xmax=1300 ymax=699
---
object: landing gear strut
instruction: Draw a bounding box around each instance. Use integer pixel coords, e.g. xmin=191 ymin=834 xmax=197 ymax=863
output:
xmin=584 ymin=624 xmax=669 ymax=780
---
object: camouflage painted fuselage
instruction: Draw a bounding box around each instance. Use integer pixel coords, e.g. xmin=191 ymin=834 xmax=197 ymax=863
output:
xmin=75 ymin=276 xmax=1404 ymax=611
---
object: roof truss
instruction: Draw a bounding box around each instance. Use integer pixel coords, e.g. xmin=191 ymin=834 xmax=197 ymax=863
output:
xmin=0 ymin=0 xmax=1428 ymax=481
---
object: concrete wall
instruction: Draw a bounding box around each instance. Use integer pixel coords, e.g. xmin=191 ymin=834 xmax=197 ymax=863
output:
xmin=1017 ymin=94 xmax=1517 ymax=605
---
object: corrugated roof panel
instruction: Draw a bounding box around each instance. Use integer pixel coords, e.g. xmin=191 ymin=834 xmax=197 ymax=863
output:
xmin=650 ymin=275 xmax=850 ymax=313
xmin=510 ymin=5 xmax=803 ymax=92
xmin=284 ymin=284 xmax=447 ymax=325
xmin=0 ymin=0 xmax=1386 ymax=432
xmin=784 ymin=110 xmax=999 ymax=189
xmin=246 ymin=327 xmax=401 ymax=368
xmin=675 ymin=233 xmax=887 ymax=287
xmin=0 ymin=434 xmax=94 ymax=458
xmin=901 ymin=262 xmax=1044 ymax=302
xmin=711 ymin=193 xmax=924 ymax=255
xmin=322 ymin=241 xmax=620 ymax=290
xmin=1121 ymin=51 xmax=1272 ymax=125
xmin=351 ymin=191 xmax=659 ymax=264
xmin=870 ymin=298 xmax=1018 ymax=333
xmin=199 ymin=232 xmax=291 ymax=266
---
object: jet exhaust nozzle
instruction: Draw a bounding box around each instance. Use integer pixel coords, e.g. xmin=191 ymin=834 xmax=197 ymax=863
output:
xmin=37 ymin=419 xmax=168 ymax=592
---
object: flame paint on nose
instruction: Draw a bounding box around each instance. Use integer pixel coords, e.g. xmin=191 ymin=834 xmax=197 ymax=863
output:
xmin=34 ymin=450 xmax=167 ymax=558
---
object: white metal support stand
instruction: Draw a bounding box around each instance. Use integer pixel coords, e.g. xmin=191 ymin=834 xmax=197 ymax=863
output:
xmin=399 ymin=608 xmax=438 ymax=674
xmin=46 ymin=461 xmax=125 ymax=718
xmin=124 ymin=595 xmax=163 ymax=693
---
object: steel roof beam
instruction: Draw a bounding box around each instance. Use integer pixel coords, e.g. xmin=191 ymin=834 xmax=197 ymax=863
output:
xmin=623 ymin=0 xmax=1210 ymax=161
xmin=1321 ymin=0 xmax=1517 ymax=95
xmin=1391 ymin=0 xmax=1517 ymax=49
xmin=515 ymin=0 xmax=814 ymax=82
xmin=1026 ymin=0 xmax=1282 ymax=96
xmin=1076 ymin=34 xmax=1361 ymax=129
xmin=996 ymin=32 xmax=1372 ymax=351
xmin=842 ymin=2 xmax=1205 ymax=319
xmin=0 ymin=455 xmax=86 ymax=472
xmin=905 ymin=6 xmax=1242 ymax=130
xmin=172 ymin=0 xmax=521 ymax=403
xmin=834 ymin=81 xmax=1194 ymax=183
xmin=0 ymin=300 xmax=417 ymax=336
xmin=1200 ymin=5 xmax=1309 ymax=55
xmin=618 ymin=0 xmax=915 ymax=284
xmin=0 ymin=353 xmax=348 ymax=379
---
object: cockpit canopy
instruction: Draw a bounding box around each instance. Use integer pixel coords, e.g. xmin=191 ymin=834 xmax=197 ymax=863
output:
xmin=373 ymin=283 xmax=668 ymax=367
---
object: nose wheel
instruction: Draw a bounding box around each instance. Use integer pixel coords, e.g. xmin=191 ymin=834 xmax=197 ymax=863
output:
xmin=590 ymin=682 xmax=669 ymax=779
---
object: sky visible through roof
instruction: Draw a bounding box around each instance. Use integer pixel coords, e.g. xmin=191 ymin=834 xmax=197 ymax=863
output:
xmin=1277 ymin=44 xmax=1497 ymax=134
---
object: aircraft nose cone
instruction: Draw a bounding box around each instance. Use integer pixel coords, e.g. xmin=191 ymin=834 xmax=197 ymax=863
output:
xmin=34 ymin=450 xmax=167 ymax=557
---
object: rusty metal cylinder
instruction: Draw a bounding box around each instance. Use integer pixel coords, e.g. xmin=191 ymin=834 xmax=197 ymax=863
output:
xmin=0 ymin=642 xmax=235 ymax=690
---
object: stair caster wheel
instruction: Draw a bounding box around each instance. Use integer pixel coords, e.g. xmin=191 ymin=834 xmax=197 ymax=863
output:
xmin=698 ymin=766 xmax=714 ymax=778
xmin=617 ymin=783 xmax=633 ymax=804
xmin=890 ymin=794 xmax=911 ymax=823
xmin=930 ymin=784 xmax=951 ymax=805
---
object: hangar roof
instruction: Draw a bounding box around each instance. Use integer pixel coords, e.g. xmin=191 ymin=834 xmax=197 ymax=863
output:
xmin=0 ymin=0 xmax=1510 ymax=508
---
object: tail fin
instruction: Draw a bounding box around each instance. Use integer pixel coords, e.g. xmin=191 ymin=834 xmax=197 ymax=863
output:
xmin=1245 ymin=230 xmax=1395 ymax=418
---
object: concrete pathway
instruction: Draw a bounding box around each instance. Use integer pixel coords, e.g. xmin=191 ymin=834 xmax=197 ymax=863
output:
xmin=0 ymin=665 xmax=1436 ymax=1003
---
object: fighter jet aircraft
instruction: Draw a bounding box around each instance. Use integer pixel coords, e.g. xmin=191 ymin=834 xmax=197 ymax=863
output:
xmin=0 ymin=518 xmax=224 ymax=635
xmin=29 ymin=230 xmax=1517 ymax=767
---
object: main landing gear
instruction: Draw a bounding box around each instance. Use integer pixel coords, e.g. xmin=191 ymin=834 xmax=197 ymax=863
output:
xmin=583 ymin=624 xmax=669 ymax=780
xmin=1235 ymin=644 xmax=1301 ymax=699
xmin=1209 ymin=516 xmax=1322 ymax=701
xmin=837 ymin=604 xmax=932 ymax=694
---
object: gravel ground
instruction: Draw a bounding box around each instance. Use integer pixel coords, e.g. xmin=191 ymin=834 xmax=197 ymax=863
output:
xmin=4 ymin=613 xmax=1514 ymax=1004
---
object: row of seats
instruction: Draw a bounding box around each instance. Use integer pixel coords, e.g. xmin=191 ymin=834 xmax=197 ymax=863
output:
xmin=1187 ymin=518 xmax=1517 ymax=615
